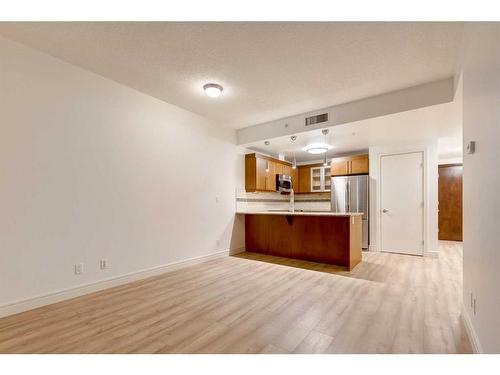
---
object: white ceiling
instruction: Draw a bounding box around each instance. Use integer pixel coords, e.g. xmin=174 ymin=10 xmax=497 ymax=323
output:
xmin=246 ymin=100 xmax=462 ymax=162
xmin=0 ymin=22 xmax=463 ymax=129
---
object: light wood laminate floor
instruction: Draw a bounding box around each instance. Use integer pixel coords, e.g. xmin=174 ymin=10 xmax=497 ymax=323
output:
xmin=0 ymin=241 xmax=471 ymax=353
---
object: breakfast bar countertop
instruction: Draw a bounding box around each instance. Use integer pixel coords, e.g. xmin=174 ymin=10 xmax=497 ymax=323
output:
xmin=236 ymin=210 xmax=363 ymax=217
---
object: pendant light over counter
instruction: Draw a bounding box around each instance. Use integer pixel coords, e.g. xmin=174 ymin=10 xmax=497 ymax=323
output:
xmin=290 ymin=135 xmax=297 ymax=169
xmin=322 ymin=129 xmax=330 ymax=166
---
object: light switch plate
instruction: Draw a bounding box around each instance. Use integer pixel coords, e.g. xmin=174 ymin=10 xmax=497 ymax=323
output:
xmin=74 ymin=263 xmax=83 ymax=275
xmin=466 ymin=141 xmax=476 ymax=154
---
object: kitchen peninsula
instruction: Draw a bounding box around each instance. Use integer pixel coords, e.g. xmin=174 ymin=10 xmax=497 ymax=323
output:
xmin=237 ymin=210 xmax=363 ymax=271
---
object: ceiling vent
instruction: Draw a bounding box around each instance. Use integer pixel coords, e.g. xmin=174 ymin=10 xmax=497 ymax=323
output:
xmin=305 ymin=113 xmax=329 ymax=126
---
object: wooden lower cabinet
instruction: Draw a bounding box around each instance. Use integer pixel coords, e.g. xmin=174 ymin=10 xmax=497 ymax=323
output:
xmin=244 ymin=214 xmax=362 ymax=270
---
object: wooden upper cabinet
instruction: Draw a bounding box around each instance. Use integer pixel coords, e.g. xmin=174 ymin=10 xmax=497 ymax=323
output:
xmin=283 ymin=165 xmax=292 ymax=177
xmin=274 ymin=162 xmax=283 ymax=176
xmin=298 ymin=166 xmax=311 ymax=193
xmin=291 ymin=167 xmax=299 ymax=191
xmin=331 ymin=154 xmax=369 ymax=176
xmin=246 ymin=153 xmax=367 ymax=192
xmin=265 ymin=160 xmax=276 ymax=191
xmin=349 ymin=155 xmax=369 ymax=175
xmin=255 ymin=157 xmax=267 ymax=190
xmin=330 ymin=159 xmax=350 ymax=176
xmin=245 ymin=153 xmax=293 ymax=192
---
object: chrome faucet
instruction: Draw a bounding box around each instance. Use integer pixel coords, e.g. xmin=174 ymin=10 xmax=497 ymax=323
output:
xmin=289 ymin=189 xmax=295 ymax=212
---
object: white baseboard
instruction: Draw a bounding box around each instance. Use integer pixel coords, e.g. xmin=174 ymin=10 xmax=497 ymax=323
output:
xmin=461 ymin=303 xmax=483 ymax=354
xmin=0 ymin=247 xmax=245 ymax=318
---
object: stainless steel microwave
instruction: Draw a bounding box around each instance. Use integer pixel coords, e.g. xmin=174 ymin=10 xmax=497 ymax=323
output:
xmin=275 ymin=174 xmax=292 ymax=193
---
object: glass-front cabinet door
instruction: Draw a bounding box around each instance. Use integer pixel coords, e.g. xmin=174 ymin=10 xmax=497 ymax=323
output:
xmin=323 ymin=167 xmax=331 ymax=191
xmin=310 ymin=166 xmax=331 ymax=192
xmin=311 ymin=167 xmax=322 ymax=192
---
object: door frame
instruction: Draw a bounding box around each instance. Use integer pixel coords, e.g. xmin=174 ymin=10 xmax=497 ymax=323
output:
xmin=377 ymin=149 xmax=427 ymax=256
xmin=438 ymin=163 xmax=463 ymax=241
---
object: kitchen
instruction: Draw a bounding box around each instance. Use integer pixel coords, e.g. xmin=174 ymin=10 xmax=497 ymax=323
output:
xmin=238 ymin=146 xmax=368 ymax=270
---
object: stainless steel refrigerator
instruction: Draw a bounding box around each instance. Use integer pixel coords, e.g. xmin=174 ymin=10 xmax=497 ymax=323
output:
xmin=331 ymin=175 xmax=369 ymax=249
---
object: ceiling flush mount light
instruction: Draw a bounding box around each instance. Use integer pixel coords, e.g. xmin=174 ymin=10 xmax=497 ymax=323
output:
xmin=305 ymin=143 xmax=329 ymax=154
xmin=305 ymin=129 xmax=330 ymax=155
xmin=203 ymin=83 xmax=223 ymax=98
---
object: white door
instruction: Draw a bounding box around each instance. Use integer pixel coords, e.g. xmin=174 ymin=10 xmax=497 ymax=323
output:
xmin=380 ymin=151 xmax=424 ymax=255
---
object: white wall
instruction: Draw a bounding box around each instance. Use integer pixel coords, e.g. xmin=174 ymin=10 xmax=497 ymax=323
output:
xmin=438 ymin=156 xmax=463 ymax=165
xmin=0 ymin=36 xmax=244 ymax=311
xmin=460 ymin=23 xmax=500 ymax=353
xmin=369 ymin=141 xmax=439 ymax=254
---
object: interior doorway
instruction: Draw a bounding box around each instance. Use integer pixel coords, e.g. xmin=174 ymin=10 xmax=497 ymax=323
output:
xmin=380 ymin=151 xmax=424 ymax=256
xmin=438 ymin=164 xmax=463 ymax=241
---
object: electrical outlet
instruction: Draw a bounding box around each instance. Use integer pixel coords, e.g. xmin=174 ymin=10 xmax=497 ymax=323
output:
xmin=74 ymin=263 xmax=83 ymax=275
xmin=100 ymin=259 xmax=107 ymax=270
xmin=216 ymin=239 xmax=221 ymax=247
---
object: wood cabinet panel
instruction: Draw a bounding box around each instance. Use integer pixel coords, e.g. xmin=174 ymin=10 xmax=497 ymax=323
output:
xmin=245 ymin=155 xmax=257 ymax=191
xmin=246 ymin=153 xmax=366 ymax=192
xmin=291 ymin=167 xmax=299 ymax=191
xmin=244 ymin=214 xmax=362 ymax=270
xmin=349 ymin=155 xmax=369 ymax=174
xmin=256 ymin=157 xmax=267 ymax=191
xmin=268 ymin=215 xmax=293 ymax=258
xmin=298 ymin=166 xmax=311 ymax=193
xmin=265 ymin=160 xmax=276 ymax=191
xmin=245 ymin=214 xmax=270 ymax=254
xmin=331 ymin=154 xmax=369 ymax=176
xmin=245 ymin=153 xmax=294 ymax=192
xmin=331 ymin=160 xmax=349 ymax=176
xmin=283 ymin=165 xmax=292 ymax=177
xmin=274 ymin=163 xmax=283 ymax=175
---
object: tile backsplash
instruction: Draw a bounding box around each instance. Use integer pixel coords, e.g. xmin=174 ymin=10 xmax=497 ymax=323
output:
xmin=236 ymin=189 xmax=331 ymax=212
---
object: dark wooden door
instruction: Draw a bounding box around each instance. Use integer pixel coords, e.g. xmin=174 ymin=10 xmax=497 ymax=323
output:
xmin=438 ymin=164 xmax=463 ymax=241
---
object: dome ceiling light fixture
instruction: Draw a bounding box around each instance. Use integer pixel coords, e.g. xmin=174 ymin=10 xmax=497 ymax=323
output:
xmin=305 ymin=129 xmax=331 ymax=155
xmin=203 ymin=83 xmax=223 ymax=98
xmin=305 ymin=143 xmax=329 ymax=154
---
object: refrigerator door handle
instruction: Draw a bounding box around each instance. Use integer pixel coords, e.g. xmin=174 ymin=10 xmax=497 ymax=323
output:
xmin=347 ymin=180 xmax=350 ymax=212
xmin=344 ymin=180 xmax=348 ymax=213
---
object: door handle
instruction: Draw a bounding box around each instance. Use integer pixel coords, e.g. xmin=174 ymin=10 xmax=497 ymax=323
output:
xmin=382 ymin=209 xmax=389 ymax=213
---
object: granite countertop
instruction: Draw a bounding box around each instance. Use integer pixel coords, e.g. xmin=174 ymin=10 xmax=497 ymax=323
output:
xmin=236 ymin=210 xmax=363 ymax=217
